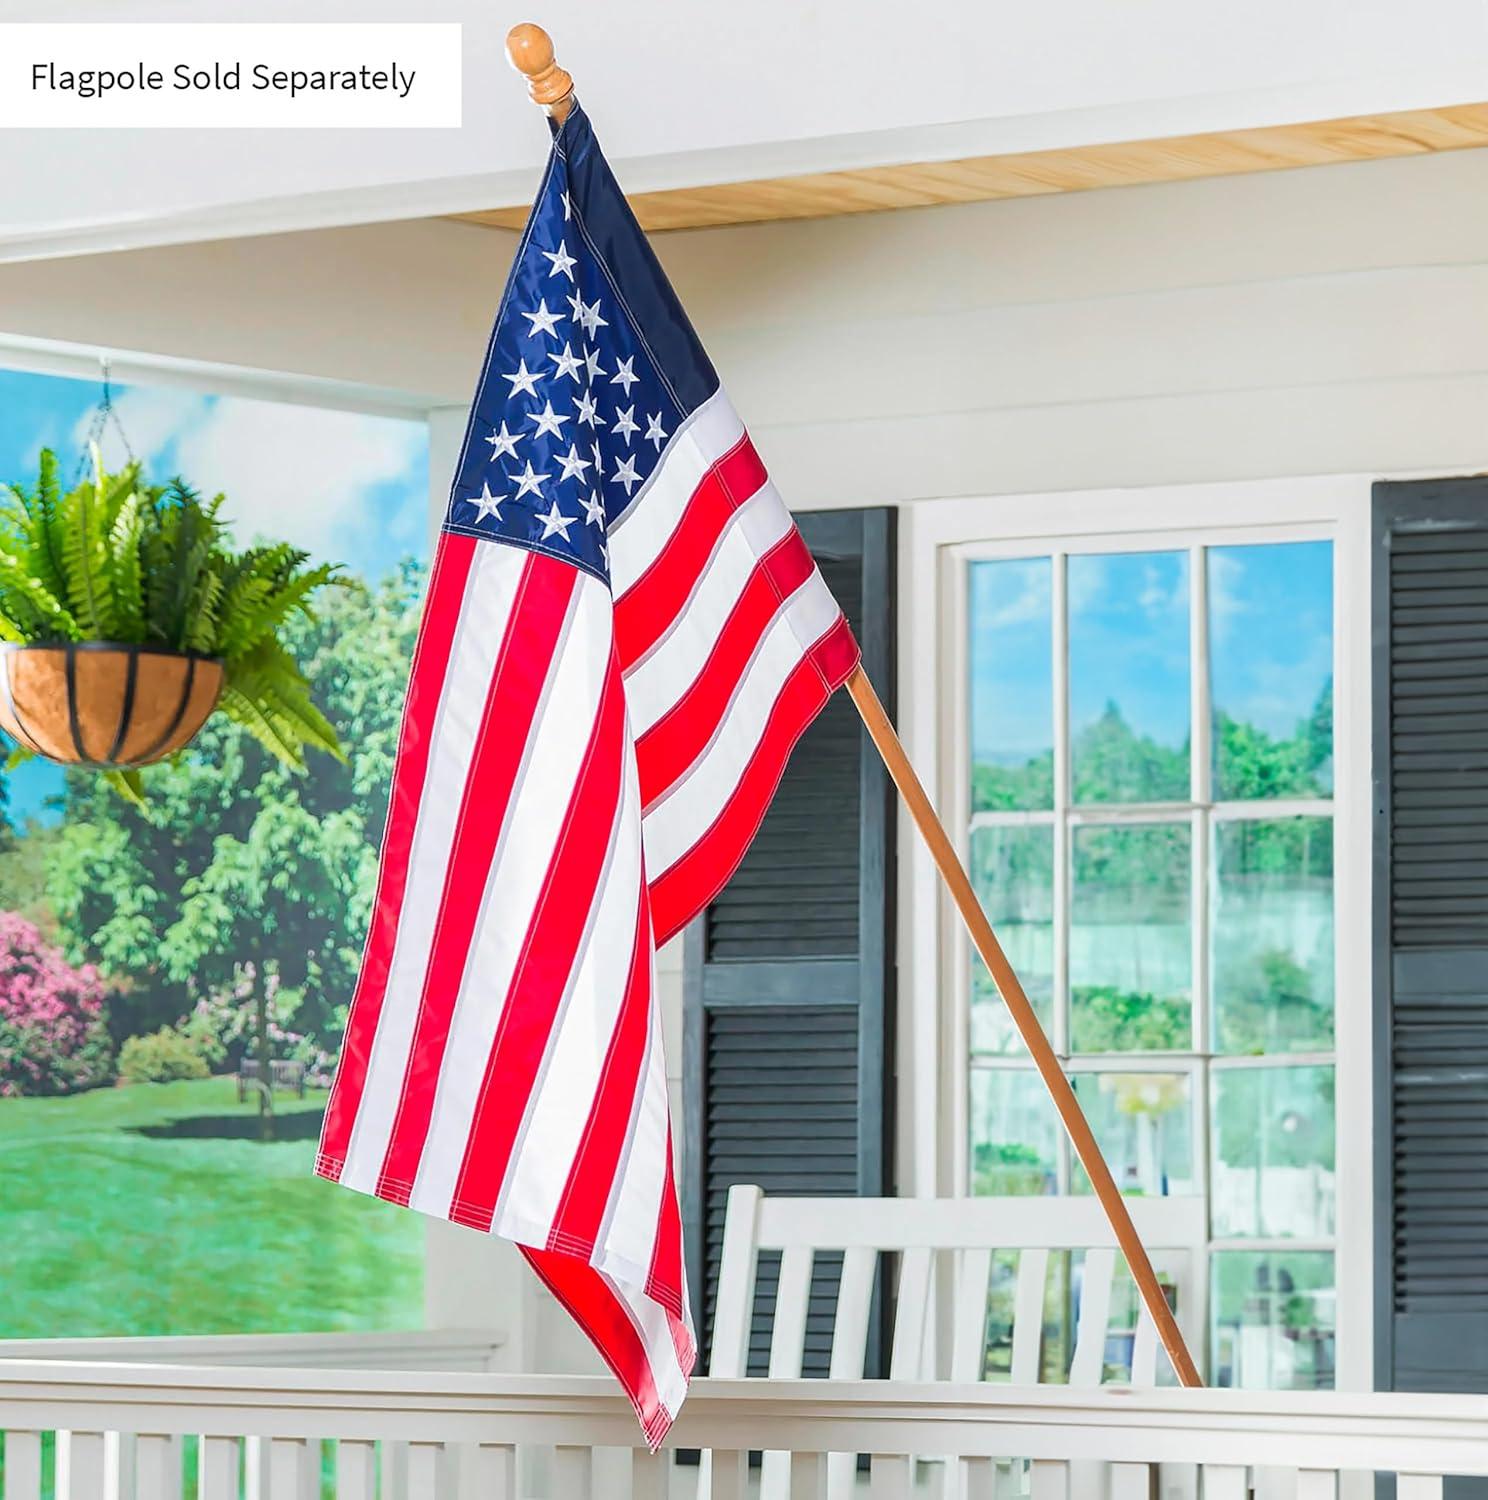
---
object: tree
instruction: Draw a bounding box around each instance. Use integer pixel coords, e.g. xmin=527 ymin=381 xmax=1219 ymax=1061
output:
xmin=44 ymin=563 xmax=423 ymax=1130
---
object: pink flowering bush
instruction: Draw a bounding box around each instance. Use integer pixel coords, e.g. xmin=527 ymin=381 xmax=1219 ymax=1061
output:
xmin=0 ymin=912 xmax=115 ymax=1097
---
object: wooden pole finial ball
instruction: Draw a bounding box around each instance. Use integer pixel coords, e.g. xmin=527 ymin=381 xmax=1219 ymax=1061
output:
xmin=506 ymin=23 xmax=574 ymax=118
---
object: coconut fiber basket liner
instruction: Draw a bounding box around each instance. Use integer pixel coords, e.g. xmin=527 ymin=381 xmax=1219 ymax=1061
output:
xmin=0 ymin=642 xmax=225 ymax=769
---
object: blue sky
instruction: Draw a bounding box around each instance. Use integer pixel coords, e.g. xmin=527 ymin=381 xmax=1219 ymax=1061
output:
xmin=969 ymin=542 xmax=1332 ymax=766
xmin=0 ymin=366 xmax=429 ymax=822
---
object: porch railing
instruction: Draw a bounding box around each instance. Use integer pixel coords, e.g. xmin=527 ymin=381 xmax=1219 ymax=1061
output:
xmin=1 ymin=1363 xmax=1486 ymax=1499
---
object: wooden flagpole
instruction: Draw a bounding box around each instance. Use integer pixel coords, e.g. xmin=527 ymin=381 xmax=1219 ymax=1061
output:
xmin=506 ymin=20 xmax=1202 ymax=1389
xmin=844 ymin=666 xmax=1203 ymax=1387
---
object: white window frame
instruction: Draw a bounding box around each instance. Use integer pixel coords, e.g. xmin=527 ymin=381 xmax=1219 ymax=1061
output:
xmin=897 ymin=475 xmax=1373 ymax=1389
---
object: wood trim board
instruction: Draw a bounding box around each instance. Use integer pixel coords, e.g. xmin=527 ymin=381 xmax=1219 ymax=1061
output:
xmin=452 ymin=102 xmax=1488 ymax=233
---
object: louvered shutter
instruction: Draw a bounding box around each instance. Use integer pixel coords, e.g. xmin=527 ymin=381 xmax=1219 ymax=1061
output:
xmin=683 ymin=507 xmax=895 ymax=1376
xmin=1374 ymin=479 xmax=1488 ymax=1395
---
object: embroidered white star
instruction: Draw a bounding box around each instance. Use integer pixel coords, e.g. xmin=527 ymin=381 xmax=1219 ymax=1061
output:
xmin=611 ymin=453 xmax=642 ymax=495
xmin=645 ymin=412 xmax=669 ymax=452
xmin=612 ymin=405 xmax=639 ymax=445
xmin=469 ymin=482 xmax=504 ymax=522
xmin=554 ymin=444 xmax=593 ymax=483
xmin=511 ymin=461 xmax=549 ymax=499
xmin=610 ymin=357 xmax=639 ymax=396
xmin=574 ymin=389 xmax=604 ymax=429
xmin=541 ymin=240 xmax=577 ymax=280
xmin=548 ymin=342 xmax=584 ymax=383
xmin=590 ymin=440 xmax=605 ymax=477
xmin=502 ymin=359 xmax=542 ymax=399
xmin=536 ymin=501 xmax=577 ymax=541
xmin=568 ymin=293 xmax=607 ymax=337
xmin=583 ymin=346 xmax=605 ymax=382
xmin=485 ymin=421 xmax=523 ymax=461
xmin=521 ymin=299 xmax=564 ymax=338
xmin=600 ymin=541 xmax=610 ymax=570
xmin=528 ymin=400 xmax=570 ymax=439
xmin=581 ymin=490 xmax=606 ymax=527
xmin=560 ymin=190 xmax=571 ymax=221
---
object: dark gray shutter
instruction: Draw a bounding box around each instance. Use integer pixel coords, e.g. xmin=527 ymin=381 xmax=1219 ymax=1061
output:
xmin=1373 ymin=479 xmax=1488 ymax=1396
xmin=683 ymin=507 xmax=895 ymax=1377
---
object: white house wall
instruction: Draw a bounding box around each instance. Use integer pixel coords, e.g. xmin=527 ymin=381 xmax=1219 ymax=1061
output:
xmin=5 ymin=144 xmax=1488 ymax=1370
xmin=5 ymin=0 xmax=1488 ymax=258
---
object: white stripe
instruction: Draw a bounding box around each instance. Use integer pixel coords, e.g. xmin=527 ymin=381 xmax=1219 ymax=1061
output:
xmin=595 ymin=989 xmax=670 ymax=1283
xmin=495 ymin=725 xmax=643 ymax=1239
xmin=603 ymin=1269 xmax=690 ymax=1425
xmin=408 ymin=573 xmax=613 ymax=1218
xmin=624 ymin=480 xmax=792 ymax=735
xmin=641 ymin=570 xmax=842 ymax=877
xmin=339 ymin=544 xmax=521 ymax=1193
xmin=608 ymin=388 xmax=743 ymax=598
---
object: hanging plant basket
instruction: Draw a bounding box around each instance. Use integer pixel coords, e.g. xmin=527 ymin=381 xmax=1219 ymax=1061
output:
xmin=0 ymin=642 xmax=224 ymax=769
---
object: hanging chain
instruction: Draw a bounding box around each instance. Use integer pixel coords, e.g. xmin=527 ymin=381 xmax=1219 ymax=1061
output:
xmin=73 ymin=356 xmax=137 ymax=484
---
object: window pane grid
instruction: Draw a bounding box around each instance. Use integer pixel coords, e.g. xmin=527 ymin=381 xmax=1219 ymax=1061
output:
xmin=966 ymin=538 xmax=1336 ymax=1389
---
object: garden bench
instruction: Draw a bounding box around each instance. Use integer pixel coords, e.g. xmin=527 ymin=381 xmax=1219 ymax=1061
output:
xmin=236 ymin=1058 xmax=307 ymax=1102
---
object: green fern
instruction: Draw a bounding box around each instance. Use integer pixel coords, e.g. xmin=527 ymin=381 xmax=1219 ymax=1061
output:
xmin=1 ymin=450 xmax=345 ymax=796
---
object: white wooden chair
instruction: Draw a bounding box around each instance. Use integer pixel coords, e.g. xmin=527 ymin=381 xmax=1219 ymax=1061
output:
xmin=705 ymin=1186 xmax=1207 ymax=1498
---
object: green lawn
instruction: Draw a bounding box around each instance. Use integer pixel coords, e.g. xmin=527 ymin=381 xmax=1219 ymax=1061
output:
xmin=0 ymin=1077 xmax=423 ymax=1338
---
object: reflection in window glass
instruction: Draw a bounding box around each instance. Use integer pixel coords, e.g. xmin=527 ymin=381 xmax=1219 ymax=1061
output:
xmin=969 ymin=559 xmax=1053 ymax=812
xmin=1209 ymin=543 xmax=1333 ymax=800
xmin=1213 ymin=818 xmax=1334 ymax=1054
xmin=1071 ymin=1073 xmax=1195 ymax=1197
xmin=1212 ymin=1250 xmax=1335 ymax=1390
xmin=970 ymin=826 xmax=1053 ymax=1054
xmin=970 ymin=1067 xmax=1060 ymax=1196
xmin=0 ymin=367 xmax=428 ymax=1337
xmin=1069 ymin=552 xmax=1189 ymax=805
xmin=1211 ymin=1065 xmax=1335 ymax=1239
xmin=1071 ymin=824 xmax=1191 ymax=1052
xmin=985 ymin=1248 xmax=1070 ymax=1382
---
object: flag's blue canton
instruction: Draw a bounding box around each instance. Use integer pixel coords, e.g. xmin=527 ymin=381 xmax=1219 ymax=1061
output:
xmin=445 ymin=105 xmax=715 ymax=589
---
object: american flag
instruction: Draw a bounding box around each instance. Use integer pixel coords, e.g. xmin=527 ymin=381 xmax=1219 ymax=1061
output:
xmin=316 ymin=101 xmax=858 ymax=1443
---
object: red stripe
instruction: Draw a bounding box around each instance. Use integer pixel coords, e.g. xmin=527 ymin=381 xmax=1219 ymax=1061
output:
xmin=317 ymin=532 xmax=478 ymax=1174
xmin=520 ymin=1247 xmax=683 ymax=1448
xmin=450 ymin=645 xmax=629 ymax=1226
xmin=647 ymin=1131 xmax=686 ymax=1323
xmin=612 ymin=436 xmax=767 ymax=669
xmin=633 ymin=531 xmax=816 ymax=809
xmin=547 ymin=879 xmax=654 ymax=1254
xmin=647 ymin=615 xmax=859 ymax=948
xmin=372 ymin=553 xmax=578 ymax=1200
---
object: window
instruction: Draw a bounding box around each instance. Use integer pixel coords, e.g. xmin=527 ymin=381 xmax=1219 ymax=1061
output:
xmin=0 ymin=365 xmax=430 ymax=1338
xmin=966 ymin=537 xmax=1336 ymax=1389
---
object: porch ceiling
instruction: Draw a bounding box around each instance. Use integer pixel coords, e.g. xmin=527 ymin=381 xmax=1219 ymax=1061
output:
xmin=452 ymin=101 xmax=1488 ymax=233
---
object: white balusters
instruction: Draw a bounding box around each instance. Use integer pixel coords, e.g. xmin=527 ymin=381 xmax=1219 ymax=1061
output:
xmin=56 ymin=1431 xmax=110 ymax=1500
xmin=951 ymin=1248 xmax=994 ymax=1381
xmin=1010 ymin=1248 xmax=1050 ymax=1385
xmin=889 ymin=1247 xmax=933 ymax=1379
xmin=265 ymin=1438 xmax=315 ymax=1500
xmin=630 ymin=1449 xmax=668 ymax=1500
xmin=197 ymin=1435 xmax=239 ymax=1500
xmin=406 ymin=1442 xmax=445 ymax=1497
xmin=869 ymin=1454 xmax=912 ymax=1499
xmin=334 ymin=1438 xmax=377 ymax=1500
xmin=554 ymin=1444 xmax=594 ymax=1497
xmin=789 ymin=1451 xmax=828 ymax=1500
xmin=709 ymin=1449 xmax=748 ymax=1500
xmin=1398 ymin=1477 xmax=1446 ymax=1500
xmin=1111 ymin=1463 xmax=1153 ymax=1500
xmin=4 ymin=1431 xmax=44 ymax=1500
xmin=1030 ymin=1459 xmax=1070 ymax=1500
xmin=1297 ymin=1471 xmax=1338 ymax=1500
xmin=1069 ymin=1248 xmax=1116 ymax=1387
xmin=133 ymin=1434 xmax=176 ymax=1500
xmin=470 ymin=1443 xmax=516 ymax=1499
xmin=1202 ymin=1467 xmax=1249 ymax=1500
